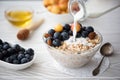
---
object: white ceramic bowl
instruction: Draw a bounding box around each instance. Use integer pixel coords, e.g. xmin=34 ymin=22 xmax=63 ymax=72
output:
xmin=46 ymin=12 xmax=73 ymax=23
xmin=0 ymin=51 xmax=36 ymax=70
xmin=43 ymin=31 xmax=103 ymax=68
xmin=43 ymin=4 xmax=73 ymax=23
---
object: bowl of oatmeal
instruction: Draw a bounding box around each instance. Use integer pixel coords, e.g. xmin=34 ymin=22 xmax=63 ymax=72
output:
xmin=43 ymin=23 xmax=102 ymax=68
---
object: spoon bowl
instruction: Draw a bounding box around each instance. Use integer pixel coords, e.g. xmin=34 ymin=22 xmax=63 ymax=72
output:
xmin=100 ymin=42 xmax=114 ymax=56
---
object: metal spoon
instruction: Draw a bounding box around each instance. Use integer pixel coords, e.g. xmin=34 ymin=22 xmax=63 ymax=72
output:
xmin=92 ymin=42 xmax=114 ymax=76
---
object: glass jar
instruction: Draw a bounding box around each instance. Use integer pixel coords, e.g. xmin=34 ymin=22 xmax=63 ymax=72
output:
xmin=68 ymin=0 xmax=87 ymax=21
xmin=68 ymin=0 xmax=120 ymax=21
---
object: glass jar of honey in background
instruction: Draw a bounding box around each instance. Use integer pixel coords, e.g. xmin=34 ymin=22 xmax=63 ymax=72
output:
xmin=5 ymin=7 xmax=33 ymax=28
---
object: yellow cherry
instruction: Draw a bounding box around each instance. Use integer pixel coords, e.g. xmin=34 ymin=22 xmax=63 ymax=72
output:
xmin=54 ymin=24 xmax=63 ymax=32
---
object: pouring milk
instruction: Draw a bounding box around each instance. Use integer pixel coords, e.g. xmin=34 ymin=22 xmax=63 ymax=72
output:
xmin=69 ymin=0 xmax=86 ymax=41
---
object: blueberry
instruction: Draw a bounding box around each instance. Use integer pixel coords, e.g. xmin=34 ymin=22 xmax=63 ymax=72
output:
xmin=53 ymin=32 xmax=61 ymax=39
xmin=2 ymin=50 xmax=8 ymax=56
xmin=18 ymin=51 xmax=24 ymax=54
xmin=0 ymin=52 xmax=3 ymax=60
xmin=0 ymin=48 xmax=3 ymax=52
xmin=48 ymin=29 xmax=55 ymax=36
xmin=61 ymin=32 xmax=69 ymax=40
xmin=62 ymin=30 xmax=67 ymax=33
xmin=86 ymin=26 xmax=94 ymax=33
xmin=29 ymin=56 xmax=33 ymax=61
xmin=69 ymin=30 xmax=73 ymax=36
xmin=9 ymin=55 xmax=15 ymax=61
xmin=13 ymin=60 xmax=19 ymax=64
xmin=12 ymin=54 xmax=17 ymax=59
xmin=82 ymin=26 xmax=86 ymax=31
xmin=3 ymin=44 xmax=10 ymax=50
xmin=0 ymin=45 xmax=2 ymax=49
xmin=52 ymin=39 xmax=61 ymax=47
xmin=25 ymin=54 xmax=30 ymax=59
xmin=28 ymin=48 xmax=34 ymax=53
xmin=3 ymin=42 xmax=9 ymax=45
xmin=5 ymin=57 xmax=10 ymax=63
xmin=2 ymin=57 xmax=6 ymax=61
xmin=24 ymin=51 xmax=28 ymax=54
xmin=21 ymin=58 xmax=29 ymax=64
xmin=27 ymin=48 xmax=34 ymax=55
xmin=77 ymin=32 xmax=81 ymax=38
xmin=20 ymin=47 xmax=25 ymax=52
xmin=81 ymin=31 xmax=89 ymax=38
xmin=5 ymin=57 xmax=12 ymax=63
xmin=17 ymin=53 xmax=25 ymax=61
xmin=7 ymin=48 xmax=14 ymax=54
xmin=63 ymin=24 xmax=71 ymax=31
xmin=13 ymin=44 xmax=21 ymax=52
xmin=0 ymin=39 xmax=3 ymax=45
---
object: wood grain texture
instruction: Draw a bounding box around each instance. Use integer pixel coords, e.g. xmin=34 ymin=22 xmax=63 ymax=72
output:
xmin=0 ymin=1 xmax=120 ymax=80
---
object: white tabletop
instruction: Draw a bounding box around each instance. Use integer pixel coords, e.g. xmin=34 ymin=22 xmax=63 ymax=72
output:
xmin=0 ymin=0 xmax=120 ymax=80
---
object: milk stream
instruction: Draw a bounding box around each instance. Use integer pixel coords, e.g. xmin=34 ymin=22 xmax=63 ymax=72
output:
xmin=72 ymin=2 xmax=84 ymax=42
xmin=73 ymin=19 xmax=76 ymax=42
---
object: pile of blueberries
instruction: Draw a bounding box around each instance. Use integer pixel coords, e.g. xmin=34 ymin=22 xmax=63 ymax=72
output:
xmin=0 ymin=39 xmax=34 ymax=64
xmin=44 ymin=23 xmax=94 ymax=47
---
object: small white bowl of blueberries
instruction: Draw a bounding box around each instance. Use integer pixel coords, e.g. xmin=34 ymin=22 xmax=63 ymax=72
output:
xmin=0 ymin=39 xmax=35 ymax=70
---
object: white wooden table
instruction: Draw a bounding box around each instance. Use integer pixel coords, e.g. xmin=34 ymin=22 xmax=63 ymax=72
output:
xmin=0 ymin=1 xmax=120 ymax=80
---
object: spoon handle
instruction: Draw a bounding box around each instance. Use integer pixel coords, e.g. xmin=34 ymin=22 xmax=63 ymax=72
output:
xmin=28 ymin=18 xmax=44 ymax=31
xmin=92 ymin=56 xmax=105 ymax=76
